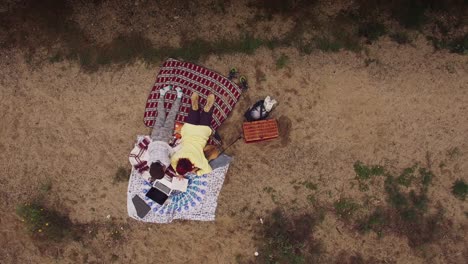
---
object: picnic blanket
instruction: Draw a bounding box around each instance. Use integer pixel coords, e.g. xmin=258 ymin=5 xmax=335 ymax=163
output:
xmin=143 ymin=58 xmax=243 ymax=145
xmin=127 ymin=136 xmax=232 ymax=223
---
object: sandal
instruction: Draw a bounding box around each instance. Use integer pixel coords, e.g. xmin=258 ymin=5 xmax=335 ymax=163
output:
xmin=239 ymin=76 xmax=248 ymax=90
xmin=228 ymin=67 xmax=238 ymax=80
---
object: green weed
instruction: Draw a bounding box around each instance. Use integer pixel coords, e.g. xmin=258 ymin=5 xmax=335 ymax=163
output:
xmin=409 ymin=190 xmax=429 ymax=212
xmin=235 ymin=254 xmax=245 ymax=264
xmin=447 ymin=147 xmax=462 ymax=159
xmin=39 ymin=180 xmax=52 ymax=194
xmin=384 ymin=175 xmax=409 ymax=209
xmin=301 ymin=181 xmax=317 ymax=190
xmin=263 ymin=186 xmax=275 ymax=193
xmin=451 ymin=179 xmax=468 ymax=200
xmin=364 ymin=58 xmax=378 ymax=66
xmin=111 ymin=254 xmax=119 ymax=262
xmin=256 ymin=208 xmax=322 ymax=263
xmin=113 ymin=166 xmax=131 ymax=183
xmin=396 ymin=166 xmax=416 ymax=187
xmin=354 ymin=161 xmax=385 ymax=180
xmin=334 ymin=198 xmax=359 ymax=220
xmin=263 ymin=186 xmax=278 ymax=203
xmin=357 ymin=207 xmax=387 ymax=236
xmin=307 ymin=194 xmax=316 ymax=204
xmin=16 ymin=202 xmax=77 ymax=242
xmin=419 ymin=168 xmax=433 ymax=189
xmin=276 ymin=54 xmax=289 ymax=69
xmin=349 ymin=162 xmax=441 ymax=241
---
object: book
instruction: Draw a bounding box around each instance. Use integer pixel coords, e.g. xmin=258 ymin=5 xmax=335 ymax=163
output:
xmin=171 ymin=177 xmax=189 ymax=192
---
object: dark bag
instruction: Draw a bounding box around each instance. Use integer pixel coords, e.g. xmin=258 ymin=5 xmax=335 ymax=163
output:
xmin=244 ymin=100 xmax=269 ymax=122
xmin=132 ymin=195 xmax=152 ymax=218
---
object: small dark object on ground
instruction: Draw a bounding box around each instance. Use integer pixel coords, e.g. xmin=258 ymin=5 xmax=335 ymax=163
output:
xmin=228 ymin=67 xmax=238 ymax=80
xmin=239 ymin=76 xmax=248 ymax=90
xmin=451 ymin=179 xmax=468 ymax=200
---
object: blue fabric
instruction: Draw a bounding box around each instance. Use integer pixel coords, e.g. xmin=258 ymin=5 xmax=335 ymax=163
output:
xmin=209 ymin=154 xmax=232 ymax=169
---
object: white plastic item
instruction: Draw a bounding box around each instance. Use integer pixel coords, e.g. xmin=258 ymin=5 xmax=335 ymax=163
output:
xmin=263 ymin=96 xmax=277 ymax=112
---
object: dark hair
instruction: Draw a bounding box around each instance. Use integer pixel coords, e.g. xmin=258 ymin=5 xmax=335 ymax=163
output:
xmin=149 ymin=162 xmax=165 ymax=180
xmin=176 ymin=158 xmax=194 ymax=175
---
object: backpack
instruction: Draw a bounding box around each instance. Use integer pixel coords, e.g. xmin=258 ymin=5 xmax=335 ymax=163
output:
xmin=244 ymin=100 xmax=269 ymax=122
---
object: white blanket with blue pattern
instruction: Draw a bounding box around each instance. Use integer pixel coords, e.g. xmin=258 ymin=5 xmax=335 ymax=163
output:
xmin=127 ymin=161 xmax=229 ymax=223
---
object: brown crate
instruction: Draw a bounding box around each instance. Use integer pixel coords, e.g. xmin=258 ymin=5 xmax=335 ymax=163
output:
xmin=243 ymin=119 xmax=279 ymax=143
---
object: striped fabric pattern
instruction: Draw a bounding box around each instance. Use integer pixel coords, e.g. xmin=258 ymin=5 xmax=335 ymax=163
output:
xmin=144 ymin=59 xmax=242 ymax=145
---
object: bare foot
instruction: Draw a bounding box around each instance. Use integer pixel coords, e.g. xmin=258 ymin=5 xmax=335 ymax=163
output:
xmin=204 ymin=94 xmax=215 ymax=112
xmin=191 ymin=93 xmax=199 ymax=111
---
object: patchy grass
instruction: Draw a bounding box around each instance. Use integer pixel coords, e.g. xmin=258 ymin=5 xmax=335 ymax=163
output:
xmin=391 ymin=0 xmax=429 ymax=29
xmin=447 ymin=147 xmax=462 ymax=159
xmin=390 ymin=32 xmax=411 ymax=44
xmin=396 ymin=165 xmax=417 ymax=187
xmin=3 ymin=0 xmax=466 ymax=73
xmin=351 ymin=163 xmax=446 ymax=247
xmin=357 ymin=207 xmax=387 ymax=237
xmin=419 ymin=167 xmax=434 ymax=189
xmin=358 ymin=22 xmax=387 ymax=42
xmin=314 ymin=37 xmax=342 ymax=52
xmin=353 ymin=161 xmax=385 ymax=180
xmin=113 ymin=166 xmax=131 ymax=183
xmin=301 ymin=180 xmax=317 ymax=190
xmin=256 ymin=208 xmax=322 ymax=263
xmin=251 ymin=0 xmax=318 ymax=14
xmin=16 ymin=202 xmax=79 ymax=242
xmin=107 ymin=223 xmax=124 ymax=241
xmin=385 ymin=175 xmax=409 ymax=209
xmin=447 ymin=34 xmax=468 ymax=54
xmin=451 ymin=179 xmax=468 ymax=200
xmin=335 ymin=251 xmax=385 ymax=264
xmin=263 ymin=186 xmax=279 ymax=203
xmin=313 ymin=30 xmax=362 ymax=53
xmin=307 ymin=194 xmax=316 ymax=205
xmin=334 ymin=198 xmax=360 ymax=221
xmin=275 ymin=54 xmax=289 ymax=69
xmin=59 ymin=34 xmax=265 ymax=71
xmin=39 ymin=180 xmax=52 ymax=194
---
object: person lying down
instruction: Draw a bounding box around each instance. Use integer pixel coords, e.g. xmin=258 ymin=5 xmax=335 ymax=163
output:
xmin=129 ymin=85 xmax=183 ymax=182
xmin=171 ymin=92 xmax=215 ymax=177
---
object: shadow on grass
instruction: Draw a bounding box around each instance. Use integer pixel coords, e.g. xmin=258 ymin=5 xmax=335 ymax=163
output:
xmin=1 ymin=0 xmax=466 ymax=72
xmin=255 ymin=208 xmax=323 ymax=263
xmin=346 ymin=162 xmax=449 ymax=248
xmin=47 ymin=33 xmax=266 ymax=72
xmin=16 ymin=202 xmax=82 ymax=242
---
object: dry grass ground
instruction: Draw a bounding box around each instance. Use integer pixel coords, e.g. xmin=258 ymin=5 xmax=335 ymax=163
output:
xmin=0 ymin=0 xmax=467 ymax=263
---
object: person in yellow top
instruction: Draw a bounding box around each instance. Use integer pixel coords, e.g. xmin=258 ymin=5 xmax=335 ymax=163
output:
xmin=171 ymin=92 xmax=215 ymax=176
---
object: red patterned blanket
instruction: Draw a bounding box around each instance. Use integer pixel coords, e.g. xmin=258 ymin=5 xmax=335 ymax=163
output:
xmin=144 ymin=58 xmax=242 ymax=145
